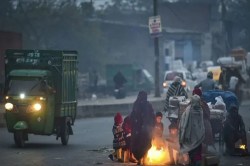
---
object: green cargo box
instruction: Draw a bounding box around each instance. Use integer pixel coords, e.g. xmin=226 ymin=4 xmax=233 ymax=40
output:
xmin=5 ymin=49 xmax=78 ymax=122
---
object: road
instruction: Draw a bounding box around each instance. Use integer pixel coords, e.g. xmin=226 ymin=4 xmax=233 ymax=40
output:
xmin=0 ymin=117 xmax=115 ymax=166
xmin=1 ymin=101 xmax=250 ymax=166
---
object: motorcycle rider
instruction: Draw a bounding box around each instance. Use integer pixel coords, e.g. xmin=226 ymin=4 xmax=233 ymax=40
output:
xmin=113 ymin=71 xmax=127 ymax=89
xmin=113 ymin=71 xmax=127 ymax=99
xmin=163 ymin=76 xmax=188 ymax=112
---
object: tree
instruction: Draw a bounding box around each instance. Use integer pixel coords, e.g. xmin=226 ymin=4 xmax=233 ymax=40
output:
xmin=0 ymin=0 xmax=16 ymax=30
xmin=0 ymin=0 xmax=107 ymax=72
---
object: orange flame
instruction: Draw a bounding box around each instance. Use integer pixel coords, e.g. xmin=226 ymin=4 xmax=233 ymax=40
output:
xmin=144 ymin=138 xmax=170 ymax=165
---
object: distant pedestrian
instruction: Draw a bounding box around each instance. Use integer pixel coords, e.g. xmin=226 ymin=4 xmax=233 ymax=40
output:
xmin=89 ymin=69 xmax=98 ymax=93
xmin=130 ymin=91 xmax=155 ymax=165
xmin=113 ymin=71 xmax=127 ymax=89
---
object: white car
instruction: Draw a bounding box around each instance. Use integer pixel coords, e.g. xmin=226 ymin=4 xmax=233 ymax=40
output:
xmin=162 ymin=70 xmax=197 ymax=93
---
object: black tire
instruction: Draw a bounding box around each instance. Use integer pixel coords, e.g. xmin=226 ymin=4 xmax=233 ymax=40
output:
xmin=61 ymin=120 xmax=69 ymax=145
xmin=14 ymin=131 xmax=25 ymax=148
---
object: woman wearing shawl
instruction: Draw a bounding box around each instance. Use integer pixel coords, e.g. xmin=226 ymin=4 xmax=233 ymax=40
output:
xmin=179 ymin=95 xmax=205 ymax=166
xmin=193 ymin=88 xmax=214 ymax=151
xmin=130 ymin=91 xmax=155 ymax=165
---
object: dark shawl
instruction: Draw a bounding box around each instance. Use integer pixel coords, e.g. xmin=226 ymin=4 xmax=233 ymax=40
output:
xmin=130 ymin=91 xmax=155 ymax=160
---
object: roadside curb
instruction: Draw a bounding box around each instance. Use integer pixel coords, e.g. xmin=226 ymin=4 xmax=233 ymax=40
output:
xmin=0 ymin=98 xmax=165 ymax=128
xmin=77 ymin=99 xmax=165 ymax=118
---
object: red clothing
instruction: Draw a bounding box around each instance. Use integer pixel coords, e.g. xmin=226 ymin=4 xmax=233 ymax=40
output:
xmin=122 ymin=116 xmax=131 ymax=135
xmin=122 ymin=116 xmax=132 ymax=150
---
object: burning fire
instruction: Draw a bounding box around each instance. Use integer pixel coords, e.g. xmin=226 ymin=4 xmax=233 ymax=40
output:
xmin=240 ymin=144 xmax=246 ymax=150
xmin=144 ymin=138 xmax=170 ymax=165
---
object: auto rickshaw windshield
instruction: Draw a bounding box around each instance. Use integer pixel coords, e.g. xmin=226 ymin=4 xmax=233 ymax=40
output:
xmin=7 ymin=78 xmax=45 ymax=96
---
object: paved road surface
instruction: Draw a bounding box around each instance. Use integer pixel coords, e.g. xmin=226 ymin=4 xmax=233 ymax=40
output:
xmin=1 ymin=100 xmax=250 ymax=166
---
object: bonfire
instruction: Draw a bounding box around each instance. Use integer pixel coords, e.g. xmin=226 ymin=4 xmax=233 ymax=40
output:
xmin=144 ymin=138 xmax=171 ymax=165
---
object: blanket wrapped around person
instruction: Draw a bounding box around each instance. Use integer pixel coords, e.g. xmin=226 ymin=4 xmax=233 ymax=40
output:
xmin=179 ymin=95 xmax=205 ymax=165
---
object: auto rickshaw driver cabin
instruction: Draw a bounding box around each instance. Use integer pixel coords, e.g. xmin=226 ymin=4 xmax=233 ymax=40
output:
xmin=4 ymin=49 xmax=78 ymax=147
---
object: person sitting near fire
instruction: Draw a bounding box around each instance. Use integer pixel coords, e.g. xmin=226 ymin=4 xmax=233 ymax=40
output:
xmin=109 ymin=112 xmax=126 ymax=162
xmin=153 ymin=112 xmax=164 ymax=138
xmin=130 ymin=91 xmax=155 ymax=165
xmin=152 ymin=111 xmax=166 ymax=151
xmin=223 ymin=104 xmax=248 ymax=156
xmin=166 ymin=122 xmax=179 ymax=165
xmin=122 ymin=115 xmax=137 ymax=163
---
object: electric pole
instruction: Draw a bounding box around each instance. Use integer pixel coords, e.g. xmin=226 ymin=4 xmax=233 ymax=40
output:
xmin=153 ymin=0 xmax=161 ymax=97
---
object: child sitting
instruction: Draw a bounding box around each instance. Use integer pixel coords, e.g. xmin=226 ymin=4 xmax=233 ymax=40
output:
xmin=109 ymin=112 xmax=126 ymax=162
xmin=122 ymin=115 xmax=137 ymax=163
xmin=152 ymin=112 xmax=165 ymax=150
xmin=154 ymin=112 xmax=164 ymax=138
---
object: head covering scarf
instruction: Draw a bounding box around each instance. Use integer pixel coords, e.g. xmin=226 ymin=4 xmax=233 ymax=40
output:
xmin=114 ymin=112 xmax=123 ymax=124
xmin=130 ymin=91 xmax=155 ymax=160
xmin=174 ymin=76 xmax=182 ymax=83
xmin=192 ymin=88 xmax=202 ymax=97
xmin=179 ymin=95 xmax=205 ymax=153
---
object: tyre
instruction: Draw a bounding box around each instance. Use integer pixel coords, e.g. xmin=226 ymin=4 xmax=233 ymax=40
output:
xmin=61 ymin=119 xmax=69 ymax=145
xmin=14 ymin=131 xmax=25 ymax=148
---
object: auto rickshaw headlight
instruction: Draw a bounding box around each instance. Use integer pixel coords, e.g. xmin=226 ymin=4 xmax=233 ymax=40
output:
xmin=20 ymin=93 xmax=25 ymax=99
xmin=5 ymin=103 xmax=13 ymax=110
xmin=33 ymin=103 xmax=42 ymax=111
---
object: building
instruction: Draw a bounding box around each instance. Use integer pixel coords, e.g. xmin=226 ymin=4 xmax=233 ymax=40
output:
xmin=96 ymin=0 xmax=225 ymax=77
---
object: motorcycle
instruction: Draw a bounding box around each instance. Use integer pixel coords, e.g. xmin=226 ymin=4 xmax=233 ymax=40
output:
xmin=166 ymin=96 xmax=189 ymax=130
xmin=114 ymin=86 xmax=126 ymax=99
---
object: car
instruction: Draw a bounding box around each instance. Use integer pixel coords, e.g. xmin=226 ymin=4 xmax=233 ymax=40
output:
xmin=162 ymin=70 xmax=197 ymax=93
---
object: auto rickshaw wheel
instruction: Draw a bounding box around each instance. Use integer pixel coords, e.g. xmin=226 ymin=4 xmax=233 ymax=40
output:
xmin=61 ymin=119 xmax=69 ymax=145
xmin=14 ymin=131 xmax=25 ymax=148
